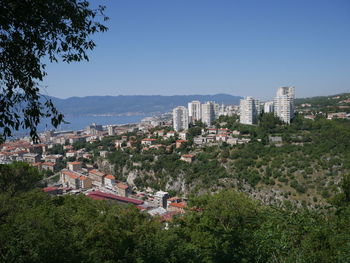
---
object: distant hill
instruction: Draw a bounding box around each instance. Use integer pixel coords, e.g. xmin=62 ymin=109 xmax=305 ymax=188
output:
xmin=48 ymin=94 xmax=242 ymax=116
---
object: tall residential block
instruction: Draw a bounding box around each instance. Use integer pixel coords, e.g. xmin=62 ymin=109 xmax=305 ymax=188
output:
xmin=201 ymin=101 xmax=215 ymax=126
xmin=274 ymin=86 xmax=295 ymax=124
xmin=239 ymin=97 xmax=260 ymax=125
xmin=264 ymin=101 xmax=274 ymax=113
xmin=173 ymin=106 xmax=189 ymax=132
xmin=188 ymin=100 xmax=201 ymax=123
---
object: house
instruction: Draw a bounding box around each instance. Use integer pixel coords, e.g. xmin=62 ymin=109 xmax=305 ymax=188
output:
xmin=176 ymin=140 xmax=187 ymax=149
xmin=205 ymin=135 xmax=216 ymax=143
xmin=232 ymin=130 xmax=240 ymax=136
xmin=67 ymin=161 xmax=82 ymax=172
xmin=63 ymin=145 xmax=73 ymax=150
xmin=180 ymin=154 xmax=194 ymax=163
xmin=327 ymin=112 xmax=348 ymax=120
xmin=154 ymin=130 xmax=165 ymax=137
xmin=88 ymin=169 xmax=105 ymax=187
xmin=23 ymin=153 xmax=41 ymax=164
xmin=193 ymin=136 xmax=205 ymax=145
xmin=60 ymin=169 xmax=81 ymax=189
xmin=227 ymin=138 xmax=238 ymax=145
xmin=218 ymin=128 xmax=230 ymax=135
xmin=215 ymin=134 xmax=228 ymax=142
xmin=141 ymin=138 xmax=157 ymax=146
xmin=166 ymin=131 xmax=176 ymax=138
xmin=68 ymin=136 xmax=86 ymax=144
xmin=44 ymin=154 xmax=63 ymax=163
xmin=41 ymin=162 xmax=56 ymax=172
xmin=65 ymin=150 xmax=77 ymax=158
xmin=207 ymin=128 xmax=217 ymax=134
xmin=178 ymin=131 xmax=187 ymax=140
xmin=82 ymin=153 xmax=92 ymax=159
xmin=79 ymin=176 xmax=92 ymax=189
xmin=304 ymin=115 xmax=316 ymax=121
xmin=167 ymin=202 xmax=186 ymax=214
xmin=116 ymin=182 xmax=131 ymax=197
xmin=104 ymin=174 xmax=116 ymax=189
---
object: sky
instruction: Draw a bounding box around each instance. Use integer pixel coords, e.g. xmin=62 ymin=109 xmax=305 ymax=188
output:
xmin=43 ymin=0 xmax=350 ymax=100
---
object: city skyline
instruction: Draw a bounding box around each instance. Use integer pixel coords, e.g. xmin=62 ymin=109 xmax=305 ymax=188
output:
xmin=42 ymin=1 xmax=350 ymax=100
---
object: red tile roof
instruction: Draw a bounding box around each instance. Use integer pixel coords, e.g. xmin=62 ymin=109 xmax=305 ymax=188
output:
xmin=117 ymin=182 xmax=129 ymax=189
xmin=62 ymin=170 xmax=79 ymax=179
xmin=43 ymin=187 xmax=58 ymax=192
xmin=87 ymin=191 xmax=143 ymax=205
xmin=169 ymin=202 xmax=186 ymax=209
xmin=105 ymin=174 xmax=115 ymax=180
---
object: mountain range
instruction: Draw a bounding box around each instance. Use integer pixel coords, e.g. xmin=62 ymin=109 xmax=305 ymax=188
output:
xmin=47 ymin=94 xmax=242 ymax=116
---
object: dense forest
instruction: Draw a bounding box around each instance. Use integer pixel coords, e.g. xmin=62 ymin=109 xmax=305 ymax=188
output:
xmin=0 ymin=162 xmax=349 ymax=262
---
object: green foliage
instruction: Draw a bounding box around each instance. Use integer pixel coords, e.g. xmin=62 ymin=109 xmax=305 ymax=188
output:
xmin=47 ymin=144 xmax=64 ymax=155
xmin=0 ymin=0 xmax=108 ymax=140
xmin=0 ymin=162 xmax=43 ymax=195
xmin=0 ymin=166 xmax=349 ymax=263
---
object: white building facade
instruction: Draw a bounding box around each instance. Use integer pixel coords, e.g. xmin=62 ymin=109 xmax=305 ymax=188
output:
xmin=173 ymin=106 xmax=189 ymax=132
xmin=264 ymin=101 xmax=274 ymax=113
xmin=239 ymin=97 xmax=260 ymax=125
xmin=274 ymin=86 xmax=295 ymax=124
xmin=188 ymin=100 xmax=201 ymax=123
xmin=201 ymin=101 xmax=215 ymax=126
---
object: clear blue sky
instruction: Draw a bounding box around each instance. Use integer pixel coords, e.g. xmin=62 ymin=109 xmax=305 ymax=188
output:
xmin=43 ymin=0 xmax=350 ymax=100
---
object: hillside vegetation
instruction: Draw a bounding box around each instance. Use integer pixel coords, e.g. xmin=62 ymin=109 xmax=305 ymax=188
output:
xmin=0 ymin=162 xmax=350 ymax=262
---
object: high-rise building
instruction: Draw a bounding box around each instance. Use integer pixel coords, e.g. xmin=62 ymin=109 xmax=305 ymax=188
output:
xmin=201 ymin=101 xmax=215 ymax=126
xmin=264 ymin=101 xmax=274 ymax=113
xmin=107 ymin=126 xmax=115 ymax=136
xmin=239 ymin=97 xmax=260 ymax=125
xmin=274 ymin=86 xmax=295 ymax=124
xmin=213 ymin=102 xmax=220 ymax=119
xmin=173 ymin=106 xmax=189 ymax=132
xmin=188 ymin=100 xmax=201 ymax=123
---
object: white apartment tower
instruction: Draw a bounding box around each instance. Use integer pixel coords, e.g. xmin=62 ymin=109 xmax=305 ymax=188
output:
xmin=173 ymin=106 xmax=189 ymax=132
xmin=274 ymin=86 xmax=295 ymax=124
xmin=188 ymin=100 xmax=201 ymax=123
xmin=201 ymin=101 xmax=215 ymax=126
xmin=239 ymin=97 xmax=260 ymax=125
xmin=264 ymin=101 xmax=274 ymax=113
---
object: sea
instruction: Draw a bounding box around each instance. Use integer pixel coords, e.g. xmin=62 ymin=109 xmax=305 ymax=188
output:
xmin=12 ymin=114 xmax=148 ymax=138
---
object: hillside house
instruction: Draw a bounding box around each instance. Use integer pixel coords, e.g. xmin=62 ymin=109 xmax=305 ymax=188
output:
xmin=104 ymin=174 xmax=116 ymax=189
xmin=180 ymin=154 xmax=194 ymax=163
xmin=68 ymin=161 xmax=82 ymax=172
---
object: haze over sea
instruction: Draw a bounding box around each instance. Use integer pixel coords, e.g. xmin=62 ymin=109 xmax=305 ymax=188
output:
xmin=15 ymin=115 xmax=146 ymax=137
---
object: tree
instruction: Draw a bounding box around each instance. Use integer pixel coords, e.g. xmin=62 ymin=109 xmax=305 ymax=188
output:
xmin=0 ymin=0 xmax=108 ymax=141
xmin=0 ymin=162 xmax=43 ymax=195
